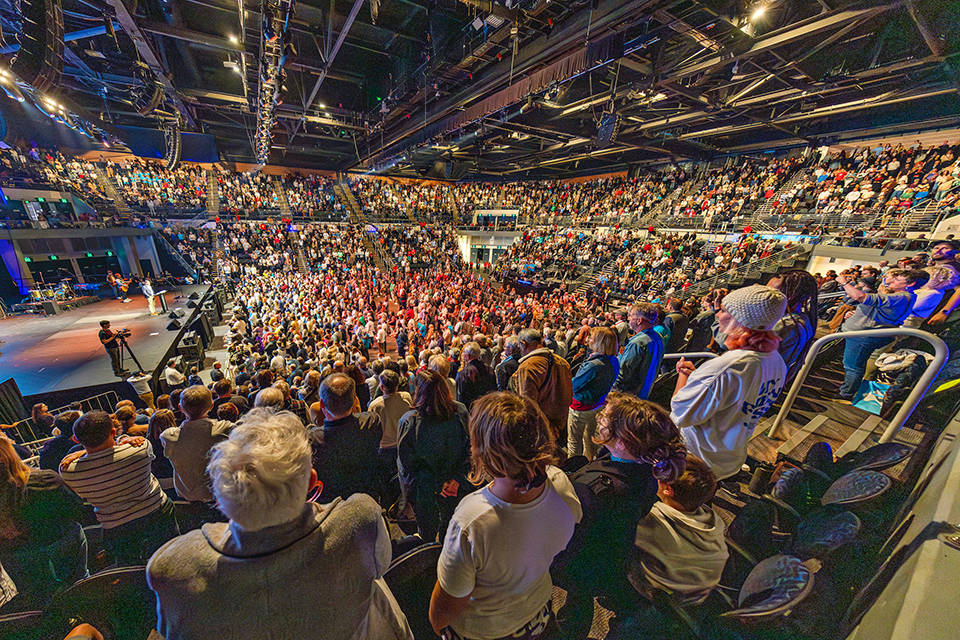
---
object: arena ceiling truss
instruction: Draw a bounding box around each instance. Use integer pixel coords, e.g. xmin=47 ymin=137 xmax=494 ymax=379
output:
xmin=0 ymin=0 xmax=958 ymax=177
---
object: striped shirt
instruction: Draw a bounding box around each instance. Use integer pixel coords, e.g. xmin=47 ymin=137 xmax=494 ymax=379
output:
xmin=60 ymin=441 xmax=165 ymax=529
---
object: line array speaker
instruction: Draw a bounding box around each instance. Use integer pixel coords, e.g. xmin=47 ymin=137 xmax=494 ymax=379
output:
xmin=12 ymin=0 xmax=65 ymax=94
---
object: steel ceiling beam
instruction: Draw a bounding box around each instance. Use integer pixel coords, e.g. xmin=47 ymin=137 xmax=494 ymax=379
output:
xmin=105 ymin=0 xmax=197 ymax=128
xmin=670 ymin=5 xmax=899 ymax=79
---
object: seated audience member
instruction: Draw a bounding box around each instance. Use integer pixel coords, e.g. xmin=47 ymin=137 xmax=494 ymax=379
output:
xmin=0 ymin=434 xmax=88 ymax=608
xmin=614 ymin=303 xmax=664 ymax=400
xmin=217 ymin=402 xmax=240 ymax=424
xmin=397 ymin=370 xmax=471 ymax=542
xmin=59 ymin=411 xmax=179 ymax=565
xmin=629 ymin=454 xmax=728 ymax=604
xmin=147 ymin=410 xmax=176 ymax=490
xmin=429 ymin=393 xmax=582 ymax=640
xmin=164 ymin=359 xmax=186 ymax=392
xmin=511 ymin=329 xmax=573 ymax=439
xmin=567 ymin=327 xmax=620 ymax=459
xmin=309 ymin=373 xmax=384 ymax=503
xmin=32 ymin=403 xmax=55 ymax=434
xmin=161 ymin=385 xmax=233 ymax=502
xmin=147 ymin=409 xmax=413 ymax=640
xmin=672 ymin=285 xmax=788 ymax=480
xmin=212 ymin=379 xmax=249 ymax=416
xmin=663 ymin=298 xmax=690 ymax=354
xmin=114 ymin=405 xmax=145 ymax=437
xmin=836 ymin=268 xmax=930 ymax=400
xmin=39 ymin=411 xmax=81 ymax=471
xmin=254 ymin=386 xmax=285 ymax=410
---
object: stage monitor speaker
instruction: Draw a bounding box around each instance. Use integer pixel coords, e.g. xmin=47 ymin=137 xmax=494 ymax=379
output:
xmin=12 ymin=0 xmax=64 ymax=94
xmin=169 ymin=309 xmax=186 ymax=319
xmin=187 ymin=301 xmax=198 ymax=309
xmin=41 ymin=299 xmax=61 ymax=315
xmin=188 ymin=292 xmax=200 ymax=300
xmin=166 ymin=319 xmax=182 ymax=330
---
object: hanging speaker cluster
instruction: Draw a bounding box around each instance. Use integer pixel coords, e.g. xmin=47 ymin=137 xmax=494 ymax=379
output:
xmin=163 ymin=121 xmax=181 ymax=171
xmin=132 ymin=61 xmax=165 ymax=117
xmin=12 ymin=0 xmax=65 ymax=94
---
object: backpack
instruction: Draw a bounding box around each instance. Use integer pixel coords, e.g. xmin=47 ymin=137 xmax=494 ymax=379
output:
xmin=553 ymin=456 xmax=657 ymax=594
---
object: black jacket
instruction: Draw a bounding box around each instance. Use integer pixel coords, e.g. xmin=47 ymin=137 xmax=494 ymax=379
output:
xmin=310 ymin=412 xmax=383 ymax=503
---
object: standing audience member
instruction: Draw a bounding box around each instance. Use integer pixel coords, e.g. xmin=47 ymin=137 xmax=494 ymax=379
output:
xmin=495 ymin=336 xmax=522 ymax=391
xmin=397 ymin=370 xmax=471 ymax=542
xmin=614 ymin=303 xmax=664 ymax=400
xmin=309 ymin=374 xmax=383 ymax=503
xmin=512 ymin=329 xmax=573 ymax=440
xmin=672 ymin=285 xmax=788 ymax=480
xmin=566 ymin=327 xmax=620 ymax=459
xmin=59 ymin=411 xmax=179 ymax=565
xmin=836 ymin=269 xmax=929 ymax=400
xmin=147 ymin=409 xmax=413 ymax=640
xmin=768 ymin=270 xmax=819 ymax=380
xmin=429 ymin=393 xmax=582 ymax=640
xmin=456 ymin=342 xmax=497 ymax=410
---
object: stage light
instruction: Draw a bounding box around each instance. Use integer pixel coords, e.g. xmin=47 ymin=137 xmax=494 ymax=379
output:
xmin=751 ymin=7 xmax=765 ymax=20
xmin=229 ymin=35 xmax=239 ymax=43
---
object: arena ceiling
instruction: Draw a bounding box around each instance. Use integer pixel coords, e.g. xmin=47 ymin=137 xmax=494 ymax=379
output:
xmin=2 ymin=0 xmax=959 ymax=178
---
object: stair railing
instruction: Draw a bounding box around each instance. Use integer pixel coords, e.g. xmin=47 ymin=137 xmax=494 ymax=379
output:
xmin=767 ymin=328 xmax=948 ymax=443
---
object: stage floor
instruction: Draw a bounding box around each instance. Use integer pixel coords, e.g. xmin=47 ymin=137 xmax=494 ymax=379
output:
xmin=0 ymin=286 xmax=211 ymax=397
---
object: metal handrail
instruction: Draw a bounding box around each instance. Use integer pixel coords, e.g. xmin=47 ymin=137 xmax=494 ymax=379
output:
xmin=767 ymin=328 xmax=949 ymax=444
xmin=663 ymin=352 xmax=718 ymax=361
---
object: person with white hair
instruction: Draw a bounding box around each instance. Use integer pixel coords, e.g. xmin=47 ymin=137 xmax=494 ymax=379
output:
xmin=147 ymin=409 xmax=413 ymax=640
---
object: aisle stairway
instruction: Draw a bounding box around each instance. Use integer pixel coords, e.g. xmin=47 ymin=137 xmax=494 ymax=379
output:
xmin=274 ymin=179 xmax=293 ymax=218
xmin=206 ymin=169 xmax=219 ymax=217
xmin=744 ymin=166 xmax=812 ymax=229
xmin=289 ymin=230 xmax=307 ymax=274
xmin=96 ymin=173 xmax=133 ymax=218
xmin=334 ymin=180 xmax=366 ymax=225
xmin=681 ymin=243 xmax=812 ymax=299
xmin=571 ymin=256 xmax=619 ymax=296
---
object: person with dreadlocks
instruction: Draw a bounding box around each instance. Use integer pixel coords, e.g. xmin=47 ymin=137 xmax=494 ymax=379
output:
xmin=768 ymin=270 xmax=820 ymax=381
xmin=429 ymin=393 xmax=582 ymax=640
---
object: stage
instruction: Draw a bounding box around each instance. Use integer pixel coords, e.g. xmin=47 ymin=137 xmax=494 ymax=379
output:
xmin=0 ymin=285 xmax=214 ymax=397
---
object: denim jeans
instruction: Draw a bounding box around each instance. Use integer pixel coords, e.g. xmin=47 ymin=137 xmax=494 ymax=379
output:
xmin=840 ymin=336 xmax=893 ymax=397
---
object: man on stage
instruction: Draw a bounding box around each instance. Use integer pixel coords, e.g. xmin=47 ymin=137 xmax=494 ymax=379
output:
xmin=143 ymin=278 xmax=158 ymax=316
xmin=99 ymin=320 xmax=129 ymax=378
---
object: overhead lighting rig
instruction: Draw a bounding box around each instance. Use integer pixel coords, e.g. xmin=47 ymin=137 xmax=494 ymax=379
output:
xmin=254 ymin=0 xmax=296 ymax=165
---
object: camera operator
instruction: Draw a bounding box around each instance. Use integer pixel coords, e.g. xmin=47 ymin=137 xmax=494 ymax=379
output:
xmin=99 ymin=320 xmax=130 ymax=378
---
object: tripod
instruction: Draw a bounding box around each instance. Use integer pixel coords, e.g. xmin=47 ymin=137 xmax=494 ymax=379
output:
xmin=117 ymin=334 xmax=144 ymax=373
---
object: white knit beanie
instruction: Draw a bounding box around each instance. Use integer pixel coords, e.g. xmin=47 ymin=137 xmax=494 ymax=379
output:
xmin=721 ymin=284 xmax=787 ymax=331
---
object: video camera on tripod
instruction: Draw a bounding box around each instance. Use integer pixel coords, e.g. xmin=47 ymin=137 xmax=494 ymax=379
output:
xmin=115 ymin=328 xmax=133 ymax=341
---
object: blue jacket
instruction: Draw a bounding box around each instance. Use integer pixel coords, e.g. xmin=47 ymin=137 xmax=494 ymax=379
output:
xmin=571 ymin=353 xmax=620 ymax=410
xmin=614 ymin=328 xmax=664 ymax=399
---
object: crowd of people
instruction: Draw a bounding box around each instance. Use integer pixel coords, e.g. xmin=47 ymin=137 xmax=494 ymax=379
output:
xmin=7 ymin=140 xmax=960 ymax=639
xmin=104 ymin=158 xmax=207 ymax=212
xmin=218 ymin=170 xmax=281 ymax=214
xmin=281 ymin=173 xmax=342 ymax=216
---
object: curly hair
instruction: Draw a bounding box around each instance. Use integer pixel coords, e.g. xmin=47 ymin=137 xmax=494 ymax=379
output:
xmin=467 ymin=392 xmax=556 ymax=488
xmin=593 ymin=392 xmax=687 ymax=483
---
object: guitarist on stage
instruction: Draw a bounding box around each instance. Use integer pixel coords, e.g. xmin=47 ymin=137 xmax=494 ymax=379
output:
xmin=106 ymin=271 xmax=133 ymax=303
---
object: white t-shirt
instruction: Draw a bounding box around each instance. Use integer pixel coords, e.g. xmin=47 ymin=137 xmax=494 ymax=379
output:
xmin=437 ymin=466 xmax=582 ymax=639
xmin=671 ymin=349 xmax=786 ymax=480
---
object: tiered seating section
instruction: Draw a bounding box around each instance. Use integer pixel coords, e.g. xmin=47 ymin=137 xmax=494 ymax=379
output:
xmin=106 ymin=158 xmax=207 ymax=213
